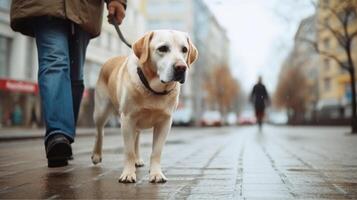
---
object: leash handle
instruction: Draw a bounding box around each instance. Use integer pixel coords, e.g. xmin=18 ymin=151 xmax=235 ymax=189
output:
xmin=110 ymin=17 xmax=132 ymax=49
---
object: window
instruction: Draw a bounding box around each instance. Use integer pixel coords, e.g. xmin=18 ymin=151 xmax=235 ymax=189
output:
xmin=324 ymin=58 xmax=330 ymax=71
xmin=0 ymin=36 xmax=11 ymax=77
xmin=0 ymin=0 xmax=10 ymax=10
xmin=323 ymin=38 xmax=330 ymax=49
xmin=323 ymin=0 xmax=329 ymax=5
xmin=324 ymin=77 xmax=331 ymax=91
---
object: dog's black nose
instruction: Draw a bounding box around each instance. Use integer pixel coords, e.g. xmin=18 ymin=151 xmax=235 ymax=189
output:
xmin=173 ymin=64 xmax=186 ymax=84
xmin=174 ymin=64 xmax=187 ymax=73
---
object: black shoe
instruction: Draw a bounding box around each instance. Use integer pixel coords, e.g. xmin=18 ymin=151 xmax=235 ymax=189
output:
xmin=46 ymin=134 xmax=72 ymax=168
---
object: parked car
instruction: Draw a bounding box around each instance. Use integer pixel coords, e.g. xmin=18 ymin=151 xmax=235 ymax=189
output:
xmin=200 ymin=111 xmax=222 ymax=126
xmin=226 ymin=112 xmax=238 ymax=125
xmin=268 ymin=111 xmax=288 ymax=125
xmin=172 ymin=108 xmax=193 ymax=126
xmin=238 ymin=110 xmax=256 ymax=125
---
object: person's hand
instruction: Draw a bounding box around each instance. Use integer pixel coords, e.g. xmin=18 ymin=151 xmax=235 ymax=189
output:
xmin=107 ymin=1 xmax=126 ymax=24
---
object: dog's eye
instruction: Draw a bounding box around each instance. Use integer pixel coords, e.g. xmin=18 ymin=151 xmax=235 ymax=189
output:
xmin=182 ymin=46 xmax=188 ymax=53
xmin=158 ymin=45 xmax=169 ymax=53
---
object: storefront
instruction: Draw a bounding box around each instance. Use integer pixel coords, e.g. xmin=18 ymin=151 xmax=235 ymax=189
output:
xmin=0 ymin=78 xmax=99 ymax=127
xmin=0 ymin=79 xmax=41 ymax=127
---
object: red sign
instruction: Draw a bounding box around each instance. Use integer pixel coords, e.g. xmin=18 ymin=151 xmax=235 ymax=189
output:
xmin=0 ymin=79 xmax=39 ymax=94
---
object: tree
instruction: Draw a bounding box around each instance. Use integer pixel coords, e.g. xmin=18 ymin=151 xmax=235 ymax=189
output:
xmin=204 ymin=65 xmax=240 ymax=123
xmin=275 ymin=65 xmax=310 ymax=123
xmin=300 ymin=0 xmax=357 ymax=133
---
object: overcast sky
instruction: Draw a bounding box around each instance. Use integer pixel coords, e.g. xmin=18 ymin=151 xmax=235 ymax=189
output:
xmin=204 ymin=0 xmax=315 ymax=94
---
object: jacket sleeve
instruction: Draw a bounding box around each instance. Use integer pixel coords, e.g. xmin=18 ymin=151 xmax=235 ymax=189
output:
xmin=105 ymin=0 xmax=127 ymax=9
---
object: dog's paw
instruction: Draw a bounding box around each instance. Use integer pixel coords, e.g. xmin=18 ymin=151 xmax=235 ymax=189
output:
xmin=135 ymin=159 xmax=144 ymax=167
xmin=149 ymin=171 xmax=167 ymax=183
xmin=91 ymin=154 xmax=102 ymax=165
xmin=119 ymin=171 xmax=136 ymax=183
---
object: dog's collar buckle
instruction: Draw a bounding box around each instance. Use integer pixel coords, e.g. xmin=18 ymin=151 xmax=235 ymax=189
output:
xmin=137 ymin=67 xmax=173 ymax=95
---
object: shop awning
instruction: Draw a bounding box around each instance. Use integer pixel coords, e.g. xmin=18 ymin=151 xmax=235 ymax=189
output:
xmin=0 ymin=79 xmax=38 ymax=94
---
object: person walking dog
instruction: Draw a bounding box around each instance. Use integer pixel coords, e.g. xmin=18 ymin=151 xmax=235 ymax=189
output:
xmin=10 ymin=0 xmax=127 ymax=167
xmin=250 ymin=76 xmax=270 ymax=131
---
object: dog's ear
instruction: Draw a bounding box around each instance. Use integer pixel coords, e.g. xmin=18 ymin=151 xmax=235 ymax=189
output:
xmin=133 ymin=31 xmax=154 ymax=65
xmin=186 ymin=37 xmax=198 ymax=66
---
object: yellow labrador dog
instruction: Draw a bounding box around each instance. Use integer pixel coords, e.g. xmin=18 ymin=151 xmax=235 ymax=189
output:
xmin=91 ymin=30 xmax=198 ymax=183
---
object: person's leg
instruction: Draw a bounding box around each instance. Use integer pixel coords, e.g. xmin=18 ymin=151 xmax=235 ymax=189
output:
xmin=255 ymin=109 xmax=263 ymax=131
xmin=258 ymin=111 xmax=265 ymax=131
xmin=68 ymin=23 xmax=91 ymax=125
xmin=34 ymin=17 xmax=75 ymax=143
xmin=34 ymin=17 xmax=75 ymax=167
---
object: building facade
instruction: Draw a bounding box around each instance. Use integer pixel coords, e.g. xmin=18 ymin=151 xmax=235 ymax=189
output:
xmin=277 ymin=14 xmax=320 ymax=123
xmin=192 ymin=0 xmax=229 ymax=117
xmin=316 ymin=0 xmax=357 ymax=118
xmin=294 ymin=15 xmax=320 ymax=121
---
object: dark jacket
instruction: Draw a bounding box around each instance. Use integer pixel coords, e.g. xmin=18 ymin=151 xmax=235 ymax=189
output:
xmin=250 ymin=83 xmax=269 ymax=111
xmin=10 ymin=0 xmax=126 ymax=38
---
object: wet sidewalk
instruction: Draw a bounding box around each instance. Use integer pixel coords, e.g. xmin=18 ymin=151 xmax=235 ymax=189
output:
xmin=0 ymin=126 xmax=356 ymax=199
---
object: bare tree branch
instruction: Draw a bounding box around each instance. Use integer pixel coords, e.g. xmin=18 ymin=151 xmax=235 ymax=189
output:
xmin=319 ymin=51 xmax=349 ymax=70
xmin=341 ymin=8 xmax=352 ymax=42
xmin=318 ymin=21 xmax=346 ymax=47
xmin=317 ymin=0 xmax=351 ymax=31
xmin=297 ymin=37 xmax=349 ymax=70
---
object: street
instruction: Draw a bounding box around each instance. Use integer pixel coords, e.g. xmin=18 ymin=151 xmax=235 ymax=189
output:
xmin=0 ymin=125 xmax=356 ymax=199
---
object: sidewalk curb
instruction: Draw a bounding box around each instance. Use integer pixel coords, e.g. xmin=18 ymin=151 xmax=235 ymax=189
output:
xmin=0 ymin=128 xmax=120 ymax=142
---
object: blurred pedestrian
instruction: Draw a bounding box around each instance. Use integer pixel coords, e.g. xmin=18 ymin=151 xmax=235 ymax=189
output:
xmin=10 ymin=0 xmax=127 ymax=167
xmin=250 ymin=76 xmax=270 ymax=131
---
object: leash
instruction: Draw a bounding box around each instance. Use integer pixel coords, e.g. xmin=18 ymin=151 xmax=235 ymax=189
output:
xmin=110 ymin=18 xmax=132 ymax=48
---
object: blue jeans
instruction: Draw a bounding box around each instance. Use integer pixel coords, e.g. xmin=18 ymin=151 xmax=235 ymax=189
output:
xmin=33 ymin=17 xmax=90 ymax=144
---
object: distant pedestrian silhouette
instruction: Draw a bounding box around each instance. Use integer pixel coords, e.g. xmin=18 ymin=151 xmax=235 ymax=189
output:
xmin=250 ymin=76 xmax=270 ymax=131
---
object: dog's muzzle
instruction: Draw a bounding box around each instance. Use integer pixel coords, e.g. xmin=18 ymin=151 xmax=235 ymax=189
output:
xmin=173 ymin=64 xmax=187 ymax=84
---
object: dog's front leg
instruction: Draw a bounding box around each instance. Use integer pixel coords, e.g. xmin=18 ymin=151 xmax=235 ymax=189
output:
xmin=135 ymin=131 xmax=144 ymax=167
xmin=150 ymin=117 xmax=172 ymax=183
xmin=118 ymin=116 xmax=137 ymax=183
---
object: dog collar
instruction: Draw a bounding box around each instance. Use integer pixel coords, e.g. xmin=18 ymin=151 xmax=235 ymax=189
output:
xmin=137 ymin=67 xmax=173 ymax=95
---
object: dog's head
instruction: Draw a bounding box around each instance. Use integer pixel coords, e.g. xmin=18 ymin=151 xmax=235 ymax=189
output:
xmin=133 ymin=30 xmax=198 ymax=84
